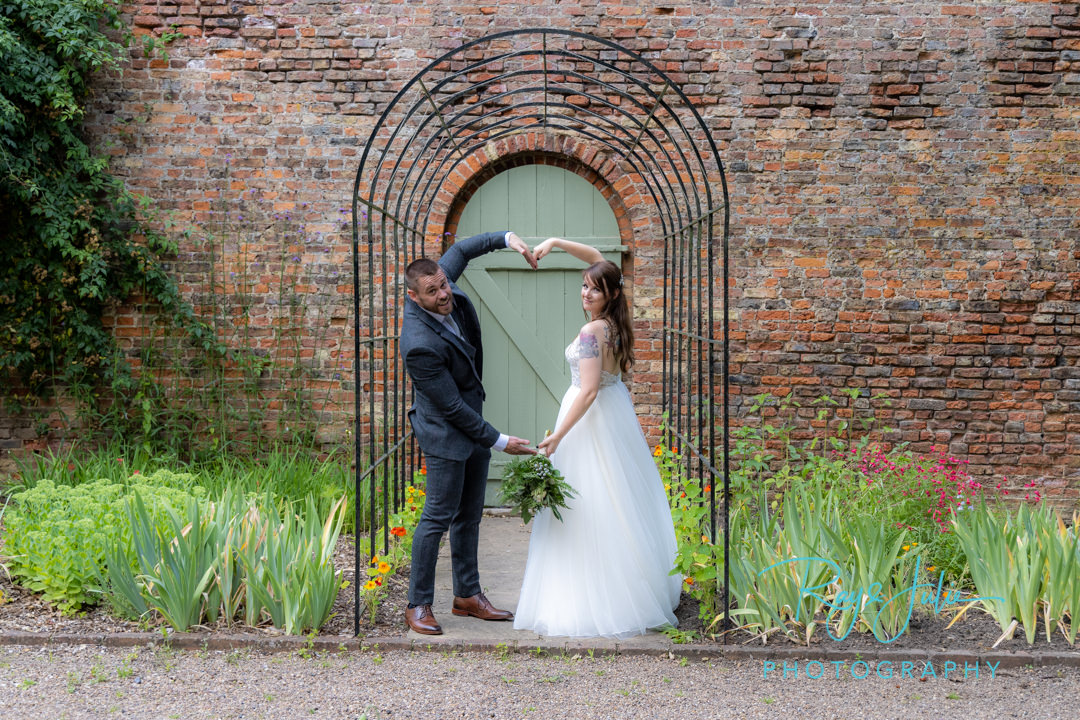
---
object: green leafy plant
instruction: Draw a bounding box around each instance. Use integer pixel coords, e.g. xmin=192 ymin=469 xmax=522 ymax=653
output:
xmin=1 ymin=1 xmax=347 ymax=459
xmin=236 ymin=494 xmax=347 ymax=635
xmin=500 ymin=454 xmax=576 ymax=524
xmin=721 ymin=500 xmax=832 ymax=644
xmin=819 ymin=515 xmax=917 ymax=642
xmin=0 ymin=498 xmax=10 ymax=602
xmin=954 ymin=502 xmax=1080 ymax=645
xmin=104 ymin=488 xmax=348 ymax=635
xmin=124 ymin=492 xmax=221 ymax=632
xmin=666 ymin=468 xmax=723 ymax=625
xmin=4 ymin=476 xmax=200 ymax=613
xmin=0 ymin=0 xmax=216 ymax=409
xmin=1044 ymin=511 xmax=1080 ymax=645
xmin=12 ymin=445 xmax=363 ymax=533
xmin=658 ymin=625 xmax=699 ymax=644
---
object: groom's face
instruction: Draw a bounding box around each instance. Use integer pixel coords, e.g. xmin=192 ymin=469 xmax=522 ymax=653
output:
xmin=408 ymin=270 xmax=454 ymax=316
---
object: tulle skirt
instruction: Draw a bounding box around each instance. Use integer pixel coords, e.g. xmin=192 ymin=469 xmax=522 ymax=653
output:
xmin=514 ymin=381 xmax=681 ymax=638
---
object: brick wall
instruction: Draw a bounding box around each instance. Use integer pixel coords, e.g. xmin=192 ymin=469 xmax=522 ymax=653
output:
xmin=3 ymin=1 xmax=1077 ymax=502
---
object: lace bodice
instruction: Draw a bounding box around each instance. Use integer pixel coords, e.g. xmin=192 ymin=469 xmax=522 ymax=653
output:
xmin=566 ymin=336 xmax=622 ymax=388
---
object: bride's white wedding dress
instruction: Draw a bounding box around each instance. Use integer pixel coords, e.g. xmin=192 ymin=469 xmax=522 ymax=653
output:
xmin=513 ymin=335 xmax=681 ymax=638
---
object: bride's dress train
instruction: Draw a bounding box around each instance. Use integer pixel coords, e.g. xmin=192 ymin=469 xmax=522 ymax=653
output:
xmin=513 ymin=337 xmax=681 ymax=638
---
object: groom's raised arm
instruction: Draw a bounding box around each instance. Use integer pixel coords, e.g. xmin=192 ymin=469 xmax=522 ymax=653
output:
xmin=439 ymin=231 xmax=537 ymax=282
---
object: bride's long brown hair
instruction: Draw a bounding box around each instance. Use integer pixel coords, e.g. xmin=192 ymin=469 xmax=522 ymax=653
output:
xmin=583 ymin=260 xmax=634 ymax=373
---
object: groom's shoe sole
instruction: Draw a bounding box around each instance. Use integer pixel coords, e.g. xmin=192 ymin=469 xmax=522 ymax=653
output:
xmin=452 ymin=593 xmax=514 ymax=621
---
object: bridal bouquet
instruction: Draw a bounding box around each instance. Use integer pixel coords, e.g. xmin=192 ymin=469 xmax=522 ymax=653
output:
xmin=500 ymin=454 xmax=576 ymax=524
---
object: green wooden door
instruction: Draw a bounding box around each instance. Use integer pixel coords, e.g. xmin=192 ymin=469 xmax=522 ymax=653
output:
xmin=453 ymin=165 xmax=624 ymax=504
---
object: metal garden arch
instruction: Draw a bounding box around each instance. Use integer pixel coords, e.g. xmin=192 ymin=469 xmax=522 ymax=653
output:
xmin=351 ymin=29 xmax=730 ymax=637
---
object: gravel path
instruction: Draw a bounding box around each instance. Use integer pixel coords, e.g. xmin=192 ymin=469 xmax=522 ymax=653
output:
xmin=2 ymin=644 xmax=1078 ymax=719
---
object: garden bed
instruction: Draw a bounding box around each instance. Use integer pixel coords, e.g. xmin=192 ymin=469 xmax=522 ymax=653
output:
xmin=3 ymin=529 xmax=1078 ymax=657
xmin=0 ymin=530 xmax=404 ymax=639
xmin=1 ymin=419 xmax=1077 ymax=658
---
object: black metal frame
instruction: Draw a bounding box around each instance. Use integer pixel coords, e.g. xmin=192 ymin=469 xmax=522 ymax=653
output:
xmin=350 ymin=29 xmax=730 ymax=637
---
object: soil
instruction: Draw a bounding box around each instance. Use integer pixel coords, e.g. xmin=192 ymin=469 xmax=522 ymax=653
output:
xmin=2 ymin=531 xmax=1078 ymax=657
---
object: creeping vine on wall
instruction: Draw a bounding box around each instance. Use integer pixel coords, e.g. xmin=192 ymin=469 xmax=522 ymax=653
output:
xmin=0 ymin=0 xmax=212 ymax=411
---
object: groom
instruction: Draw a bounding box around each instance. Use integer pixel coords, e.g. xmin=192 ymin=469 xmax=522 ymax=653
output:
xmin=400 ymin=229 xmax=537 ymax=635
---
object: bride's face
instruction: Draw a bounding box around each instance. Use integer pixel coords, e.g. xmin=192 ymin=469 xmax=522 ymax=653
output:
xmin=581 ymin=276 xmax=607 ymax=317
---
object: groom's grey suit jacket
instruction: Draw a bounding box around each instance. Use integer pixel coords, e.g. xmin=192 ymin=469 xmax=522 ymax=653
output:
xmin=400 ymin=231 xmax=506 ymax=461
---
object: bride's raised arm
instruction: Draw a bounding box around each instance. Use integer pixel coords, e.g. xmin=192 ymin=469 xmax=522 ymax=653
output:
xmin=532 ymin=237 xmax=603 ymax=266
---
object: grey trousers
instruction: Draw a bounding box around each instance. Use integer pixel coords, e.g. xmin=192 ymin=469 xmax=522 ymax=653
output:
xmin=407 ymin=446 xmax=490 ymax=606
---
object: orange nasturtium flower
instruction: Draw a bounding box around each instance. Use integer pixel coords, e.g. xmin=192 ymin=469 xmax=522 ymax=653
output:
xmin=653 ymin=445 xmax=663 ymax=457
xmin=684 ymin=577 xmax=695 ymax=585
xmin=363 ymin=580 xmax=378 ymax=591
xmin=377 ymin=561 xmax=391 ymax=574
xmin=390 ymin=526 xmax=407 ymax=537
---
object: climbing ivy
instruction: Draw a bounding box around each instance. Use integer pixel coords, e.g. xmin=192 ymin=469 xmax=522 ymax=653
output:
xmin=0 ymin=1 xmax=212 ymax=408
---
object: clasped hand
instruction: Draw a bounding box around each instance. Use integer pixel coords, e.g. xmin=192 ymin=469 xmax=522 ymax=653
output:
xmin=536 ymin=432 xmax=561 ymax=457
xmin=506 ymin=232 xmax=538 ymax=269
xmin=504 ymin=436 xmax=536 ymax=455
xmin=506 ymin=234 xmax=567 ymax=269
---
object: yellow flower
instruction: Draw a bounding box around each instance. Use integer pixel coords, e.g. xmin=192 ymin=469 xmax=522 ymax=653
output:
xmin=701 ymin=535 xmax=710 ymax=544
xmin=653 ymin=445 xmax=663 ymax=457
xmin=902 ymin=545 xmax=910 ymax=551
xmin=927 ymin=566 xmax=937 ymax=572
xmin=377 ymin=561 xmax=391 ymax=574
xmin=363 ymin=580 xmax=377 ymax=591
xmin=664 ymin=484 xmax=671 ymax=492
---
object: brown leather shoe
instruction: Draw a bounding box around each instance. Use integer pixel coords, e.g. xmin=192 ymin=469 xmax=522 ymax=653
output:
xmin=404 ymin=604 xmax=443 ymax=635
xmin=452 ymin=592 xmax=514 ymax=621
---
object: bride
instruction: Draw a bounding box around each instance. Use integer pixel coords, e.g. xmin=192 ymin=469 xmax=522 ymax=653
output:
xmin=513 ymin=237 xmax=681 ymax=638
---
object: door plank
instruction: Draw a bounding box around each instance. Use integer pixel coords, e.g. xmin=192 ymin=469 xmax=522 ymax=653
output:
xmin=453 ymin=164 xmax=623 ymax=497
xmin=466 ymin=268 xmax=566 ymax=401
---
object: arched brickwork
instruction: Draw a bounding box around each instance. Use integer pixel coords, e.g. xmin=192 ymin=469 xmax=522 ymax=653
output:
xmin=436 ymin=137 xmax=637 ymax=252
xmin=429 ymin=133 xmax=661 ymax=426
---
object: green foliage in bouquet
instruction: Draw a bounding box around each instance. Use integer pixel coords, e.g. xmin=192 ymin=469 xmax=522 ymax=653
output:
xmin=500 ymin=455 xmax=576 ymax=524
